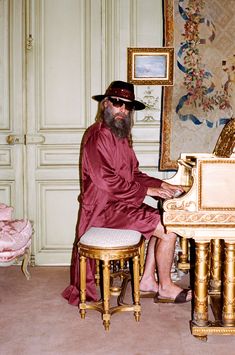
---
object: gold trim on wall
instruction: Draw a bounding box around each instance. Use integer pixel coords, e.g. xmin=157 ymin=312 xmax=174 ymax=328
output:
xmin=160 ymin=0 xmax=176 ymax=170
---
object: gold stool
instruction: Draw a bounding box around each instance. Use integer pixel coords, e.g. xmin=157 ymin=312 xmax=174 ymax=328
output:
xmin=78 ymin=227 xmax=142 ymax=330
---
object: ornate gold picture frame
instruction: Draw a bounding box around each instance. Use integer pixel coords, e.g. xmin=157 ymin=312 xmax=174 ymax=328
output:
xmin=127 ymin=47 xmax=174 ymax=85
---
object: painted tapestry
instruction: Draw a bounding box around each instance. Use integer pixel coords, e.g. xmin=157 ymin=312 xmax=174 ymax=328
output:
xmin=160 ymin=0 xmax=235 ymax=170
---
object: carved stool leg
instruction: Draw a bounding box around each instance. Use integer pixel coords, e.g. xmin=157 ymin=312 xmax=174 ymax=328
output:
xmin=210 ymin=239 xmax=223 ymax=294
xmin=193 ymin=242 xmax=210 ymax=327
xmin=120 ymin=259 xmax=125 ymax=281
xmin=222 ymin=242 xmax=235 ymax=327
xmin=95 ymin=260 xmax=100 ymax=286
xmin=102 ymin=260 xmax=111 ymax=331
xmin=79 ymin=255 xmax=87 ymax=319
xmin=139 ymin=239 xmax=145 ymax=277
xmin=132 ymin=255 xmax=141 ymax=322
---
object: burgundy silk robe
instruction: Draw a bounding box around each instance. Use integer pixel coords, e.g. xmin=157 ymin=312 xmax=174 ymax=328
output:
xmin=62 ymin=122 xmax=163 ymax=305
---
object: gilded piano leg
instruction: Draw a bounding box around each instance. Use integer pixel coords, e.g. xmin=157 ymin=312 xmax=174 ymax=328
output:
xmin=209 ymin=239 xmax=223 ymax=295
xmin=178 ymin=237 xmax=190 ymax=271
xmin=193 ymin=242 xmax=210 ymax=327
xmin=222 ymin=242 xmax=235 ymax=327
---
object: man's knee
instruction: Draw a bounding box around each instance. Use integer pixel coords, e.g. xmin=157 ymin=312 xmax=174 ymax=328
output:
xmin=159 ymin=232 xmax=177 ymax=243
xmin=166 ymin=232 xmax=177 ymax=242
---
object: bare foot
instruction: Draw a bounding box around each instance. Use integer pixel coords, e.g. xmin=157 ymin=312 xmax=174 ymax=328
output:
xmin=140 ymin=276 xmax=159 ymax=293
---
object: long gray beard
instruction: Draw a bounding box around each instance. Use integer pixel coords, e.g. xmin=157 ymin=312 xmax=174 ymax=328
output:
xmin=103 ymin=107 xmax=132 ymax=138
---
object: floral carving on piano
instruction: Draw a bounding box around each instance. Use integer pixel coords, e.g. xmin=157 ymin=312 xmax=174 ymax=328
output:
xmin=164 ymin=212 xmax=235 ymax=224
xmin=164 ymin=199 xmax=196 ymax=212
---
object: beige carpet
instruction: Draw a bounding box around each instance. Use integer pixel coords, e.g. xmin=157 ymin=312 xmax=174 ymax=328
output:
xmin=0 ymin=266 xmax=235 ymax=355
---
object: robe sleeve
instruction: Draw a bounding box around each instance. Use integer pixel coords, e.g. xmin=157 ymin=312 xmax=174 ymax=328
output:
xmin=132 ymin=151 xmax=163 ymax=188
xmin=84 ymin=129 xmax=147 ymax=206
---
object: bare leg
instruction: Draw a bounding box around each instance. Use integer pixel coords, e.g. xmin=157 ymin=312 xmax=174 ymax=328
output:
xmin=156 ymin=235 xmax=191 ymax=300
xmin=139 ymin=236 xmax=158 ymax=292
xmin=140 ymin=220 xmax=191 ymax=300
xmin=140 ymin=220 xmax=170 ymax=292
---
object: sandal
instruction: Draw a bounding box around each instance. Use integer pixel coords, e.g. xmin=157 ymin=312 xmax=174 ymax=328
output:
xmin=140 ymin=290 xmax=157 ymax=298
xmin=154 ymin=289 xmax=191 ymax=304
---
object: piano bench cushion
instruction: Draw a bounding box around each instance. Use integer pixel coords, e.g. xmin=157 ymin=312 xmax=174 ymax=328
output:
xmin=79 ymin=227 xmax=141 ymax=248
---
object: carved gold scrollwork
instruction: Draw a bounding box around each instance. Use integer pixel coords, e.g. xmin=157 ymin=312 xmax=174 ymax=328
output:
xmin=164 ymin=199 xmax=196 ymax=211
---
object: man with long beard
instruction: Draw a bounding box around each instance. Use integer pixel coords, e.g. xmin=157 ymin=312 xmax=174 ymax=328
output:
xmin=62 ymin=81 xmax=191 ymax=306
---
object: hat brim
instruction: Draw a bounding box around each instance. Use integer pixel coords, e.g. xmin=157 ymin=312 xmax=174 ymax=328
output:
xmin=92 ymin=94 xmax=145 ymax=111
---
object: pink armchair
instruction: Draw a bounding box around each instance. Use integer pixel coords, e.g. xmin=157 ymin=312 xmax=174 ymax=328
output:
xmin=0 ymin=203 xmax=33 ymax=279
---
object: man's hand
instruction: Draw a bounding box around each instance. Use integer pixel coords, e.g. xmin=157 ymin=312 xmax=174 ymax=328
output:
xmin=161 ymin=182 xmax=185 ymax=195
xmin=147 ymin=182 xmax=184 ymax=199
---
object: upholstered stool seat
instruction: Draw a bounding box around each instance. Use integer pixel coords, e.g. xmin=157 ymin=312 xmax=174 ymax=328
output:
xmin=78 ymin=227 xmax=143 ymax=330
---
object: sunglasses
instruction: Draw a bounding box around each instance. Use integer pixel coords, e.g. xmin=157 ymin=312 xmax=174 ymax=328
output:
xmin=108 ymin=97 xmax=135 ymax=111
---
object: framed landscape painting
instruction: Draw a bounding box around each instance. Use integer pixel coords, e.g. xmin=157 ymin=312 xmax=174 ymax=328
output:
xmin=127 ymin=47 xmax=174 ymax=86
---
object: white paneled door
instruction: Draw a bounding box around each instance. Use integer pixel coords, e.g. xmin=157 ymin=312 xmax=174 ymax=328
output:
xmin=0 ymin=0 xmax=102 ymax=265
xmin=25 ymin=0 xmax=92 ymax=265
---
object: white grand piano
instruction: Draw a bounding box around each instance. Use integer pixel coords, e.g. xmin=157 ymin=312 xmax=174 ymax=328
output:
xmin=163 ymin=118 xmax=235 ymax=340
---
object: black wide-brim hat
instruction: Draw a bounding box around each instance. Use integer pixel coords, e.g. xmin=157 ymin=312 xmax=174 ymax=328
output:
xmin=92 ymin=80 xmax=146 ymax=111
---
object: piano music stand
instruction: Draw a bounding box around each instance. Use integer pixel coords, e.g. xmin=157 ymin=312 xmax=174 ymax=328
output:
xmin=213 ymin=117 xmax=235 ymax=158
